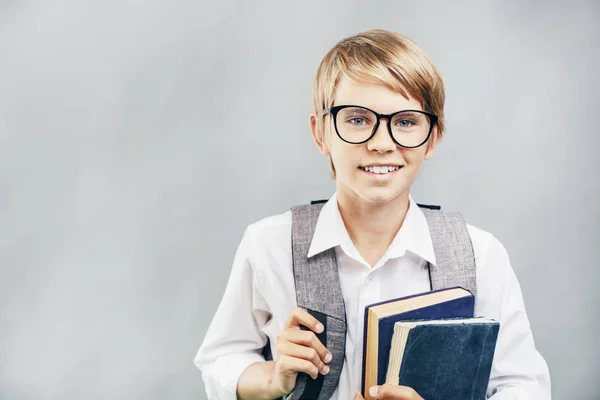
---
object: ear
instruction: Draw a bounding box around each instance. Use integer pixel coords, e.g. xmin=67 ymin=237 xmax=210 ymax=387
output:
xmin=310 ymin=113 xmax=330 ymax=156
xmin=424 ymin=126 xmax=440 ymax=160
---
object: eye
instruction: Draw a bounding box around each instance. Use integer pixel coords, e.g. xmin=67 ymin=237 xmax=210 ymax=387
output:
xmin=349 ymin=117 xmax=367 ymax=125
xmin=396 ymin=119 xmax=414 ymax=128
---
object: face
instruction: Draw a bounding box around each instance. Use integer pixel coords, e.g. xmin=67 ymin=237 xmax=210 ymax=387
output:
xmin=310 ymin=76 xmax=439 ymax=207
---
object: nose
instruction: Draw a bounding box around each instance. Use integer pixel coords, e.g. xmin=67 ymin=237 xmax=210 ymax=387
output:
xmin=367 ymin=119 xmax=396 ymax=153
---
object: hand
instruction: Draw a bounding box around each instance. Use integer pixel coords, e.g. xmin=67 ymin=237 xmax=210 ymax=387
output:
xmin=269 ymin=307 xmax=332 ymax=396
xmin=354 ymin=384 xmax=424 ymax=400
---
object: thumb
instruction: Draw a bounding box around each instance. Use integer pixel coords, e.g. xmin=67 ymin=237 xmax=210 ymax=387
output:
xmin=370 ymin=384 xmax=423 ymax=399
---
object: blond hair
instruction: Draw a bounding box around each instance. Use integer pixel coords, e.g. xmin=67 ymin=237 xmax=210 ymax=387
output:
xmin=312 ymin=29 xmax=445 ymax=178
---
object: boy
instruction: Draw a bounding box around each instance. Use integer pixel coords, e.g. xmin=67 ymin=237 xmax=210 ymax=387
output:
xmin=195 ymin=29 xmax=551 ymax=399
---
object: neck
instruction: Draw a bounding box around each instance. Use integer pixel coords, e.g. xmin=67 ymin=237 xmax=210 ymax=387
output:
xmin=336 ymin=190 xmax=410 ymax=267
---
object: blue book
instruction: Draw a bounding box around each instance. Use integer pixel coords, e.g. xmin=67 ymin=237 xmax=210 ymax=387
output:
xmin=361 ymin=287 xmax=475 ymax=399
xmin=386 ymin=318 xmax=500 ymax=400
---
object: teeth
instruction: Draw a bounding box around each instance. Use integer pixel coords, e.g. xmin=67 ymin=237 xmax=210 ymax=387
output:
xmin=363 ymin=166 xmax=399 ymax=174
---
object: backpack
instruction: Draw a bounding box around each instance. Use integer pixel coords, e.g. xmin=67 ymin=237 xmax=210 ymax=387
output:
xmin=269 ymin=201 xmax=476 ymax=400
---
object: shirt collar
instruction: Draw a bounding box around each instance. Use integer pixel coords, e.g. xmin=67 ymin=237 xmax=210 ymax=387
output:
xmin=387 ymin=196 xmax=437 ymax=266
xmin=306 ymin=193 xmax=437 ymax=266
xmin=307 ymin=192 xmax=355 ymax=259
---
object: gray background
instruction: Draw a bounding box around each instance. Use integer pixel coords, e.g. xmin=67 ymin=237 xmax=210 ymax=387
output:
xmin=0 ymin=1 xmax=598 ymax=399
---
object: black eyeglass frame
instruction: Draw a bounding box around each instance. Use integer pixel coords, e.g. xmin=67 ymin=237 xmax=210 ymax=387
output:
xmin=323 ymin=105 xmax=438 ymax=148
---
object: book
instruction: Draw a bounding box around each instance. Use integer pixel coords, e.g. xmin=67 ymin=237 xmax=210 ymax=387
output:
xmin=386 ymin=318 xmax=500 ymax=400
xmin=361 ymin=287 xmax=475 ymax=399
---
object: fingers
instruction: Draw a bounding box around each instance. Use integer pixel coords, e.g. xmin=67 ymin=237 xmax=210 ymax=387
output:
xmin=278 ymin=328 xmax=332 ymax=364
xmin=278 ymin=341 xmax=330 ymax=375
xmin=369 ymin=384 xmax=423 ymax=400
xmin=285 ymin=307 xmax=324 ymax=334
xmin=278 ymin=354 xmax=321 ymax=380
xmin=273 ymin=307 xmax=333 ymax=390
xmin=354 ymin=392 xmax=366 ymax=400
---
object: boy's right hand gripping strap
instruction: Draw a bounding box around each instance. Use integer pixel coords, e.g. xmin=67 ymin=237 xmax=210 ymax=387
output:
xmin=288 ymin=204 xmax=347 ymax=400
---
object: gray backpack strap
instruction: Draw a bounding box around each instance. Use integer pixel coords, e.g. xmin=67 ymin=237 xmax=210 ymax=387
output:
xmin=419 ymin=207 xmax=477 ymax=294
xmin=286 ymin=203 xmax=346 ymax=400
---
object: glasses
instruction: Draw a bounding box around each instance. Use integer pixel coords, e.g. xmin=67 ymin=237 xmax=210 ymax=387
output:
xmin=323 ymin=105 xmax=438 ymax=148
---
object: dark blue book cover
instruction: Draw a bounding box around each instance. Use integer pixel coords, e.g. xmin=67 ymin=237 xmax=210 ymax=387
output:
xmin=361 ymin=287 xmax=475 ymax=395
xmin=375 ymin=295 xmax=474 ymax=385
xmin=395 ymin=321 xmax=500 ymax=400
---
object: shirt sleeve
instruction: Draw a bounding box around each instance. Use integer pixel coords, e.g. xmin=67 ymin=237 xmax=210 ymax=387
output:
xmin=194 ymin=227 xmax=272 ymax=400
xmin=478 ymin=236 xmax=552 ymax=399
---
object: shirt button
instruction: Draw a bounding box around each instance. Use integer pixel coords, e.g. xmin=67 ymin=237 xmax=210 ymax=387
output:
xmin=364 ymin=276 xmax=372 ymax=285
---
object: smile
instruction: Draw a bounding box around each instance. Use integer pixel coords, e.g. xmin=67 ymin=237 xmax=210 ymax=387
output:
xmin=359 ymin=165 xmax=401 ymax=174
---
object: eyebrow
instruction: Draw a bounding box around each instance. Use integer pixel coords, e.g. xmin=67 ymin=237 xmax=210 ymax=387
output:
xmin=345 ymin=107 xmax=371 ymax=115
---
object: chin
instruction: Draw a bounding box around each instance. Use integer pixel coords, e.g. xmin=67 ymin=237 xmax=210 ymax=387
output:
xmin=337 ymin=176 xmax=412 ymax=206
xmin=356 ymin=187 xmax=408 ymax=205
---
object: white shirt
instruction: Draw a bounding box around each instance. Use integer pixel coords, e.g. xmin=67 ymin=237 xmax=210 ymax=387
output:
xmin=194 ymin=194 xmax=551 ymax=399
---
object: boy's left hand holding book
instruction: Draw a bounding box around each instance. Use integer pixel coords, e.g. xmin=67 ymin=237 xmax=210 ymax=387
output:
xmin=354 ymin=384 xmax=424 ymax=400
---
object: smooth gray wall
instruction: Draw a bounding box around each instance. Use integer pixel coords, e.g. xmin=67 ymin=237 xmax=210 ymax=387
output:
xmin=0 ymin=1 xmax=598 ymax=399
